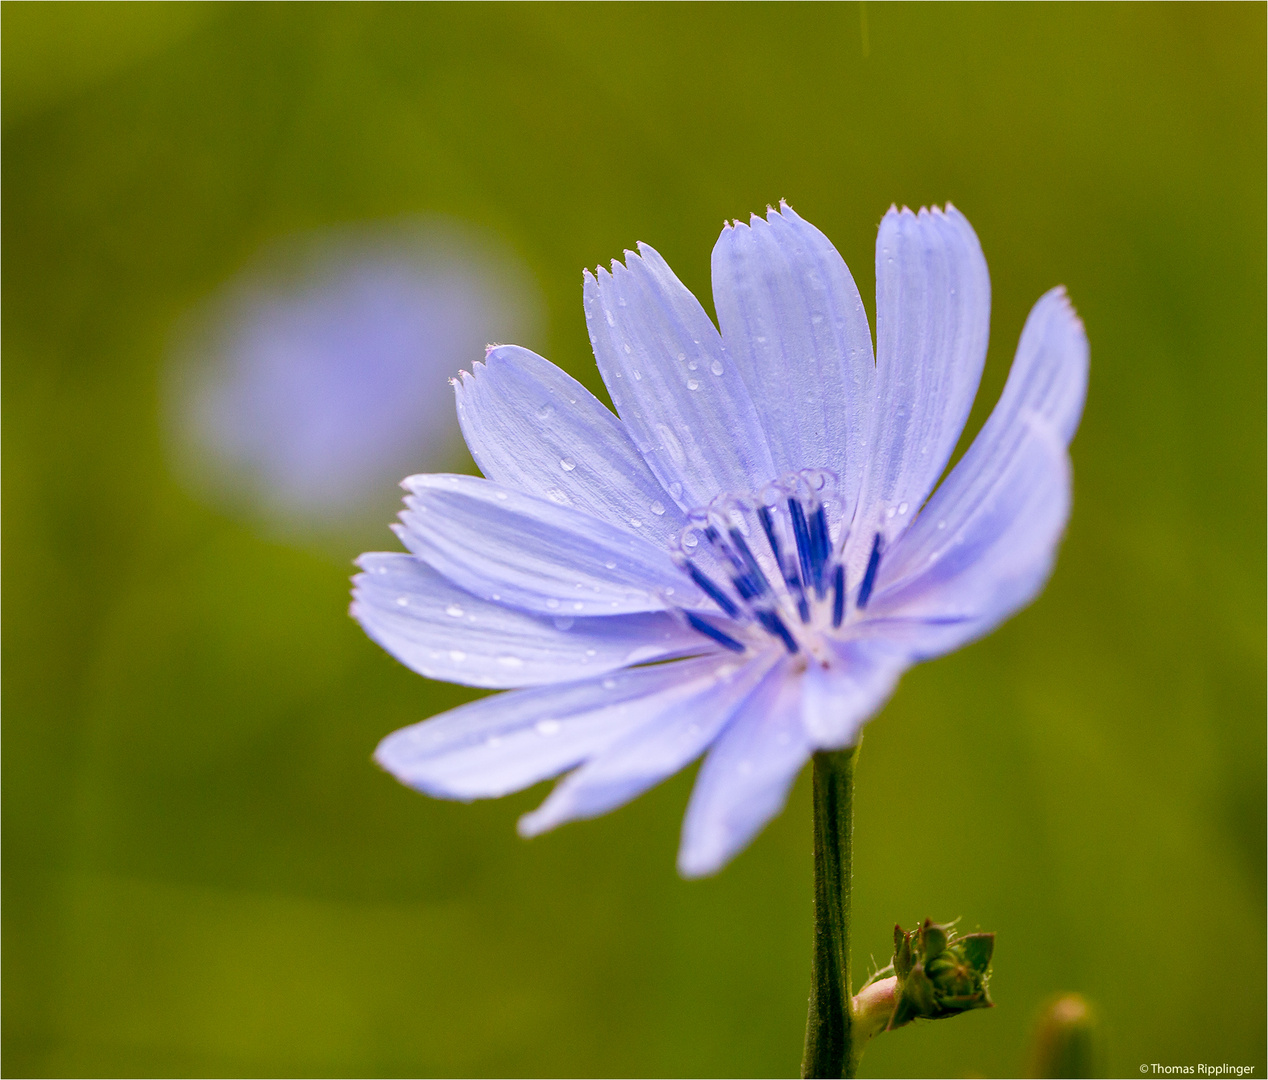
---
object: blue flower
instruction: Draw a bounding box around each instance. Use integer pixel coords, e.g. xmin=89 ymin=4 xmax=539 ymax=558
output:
xmin=167 ymin=222 xmax=536 ymax=529
xmin=353 ymin=203 xmax=1087 ymax=877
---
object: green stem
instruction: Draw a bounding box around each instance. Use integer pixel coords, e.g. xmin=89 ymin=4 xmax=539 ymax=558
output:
xmin=801 ymin=743 xmax=861 ymax=1079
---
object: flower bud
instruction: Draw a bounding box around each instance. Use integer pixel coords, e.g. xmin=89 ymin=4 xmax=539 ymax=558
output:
xmin=1026 ymin=993 xmax=1099 ymax=1078
xmin=886 ymin=919 xmax=994 ymax=1030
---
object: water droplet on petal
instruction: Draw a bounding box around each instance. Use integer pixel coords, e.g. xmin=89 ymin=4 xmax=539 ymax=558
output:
xmin=650 ymin=500 xmax=666 ymax=515
xmin=553 ymin=616 xmax=575 ymax=630
xmin=560 ymin=458 xmax=576 ymax=472
xmin=395 ymin=596 xmax=409 ymax=607
xmin=445 ymin=603 xmax=464 ymax=618
xmin=604 ymin=560 xmax=617 ymax=570
xmin=536 ymin=720 xmax=561 ymax=736
xmin=546 ymin=598 xmax=560 ymax=609
xmin=686 ymin=378 xmax=700 ymax=391
xmin=710 ymin=359 xmax=724 ymax=376
xmin=602 ymin=678 xmax=617 ymax=689
xmin=495 ymin=491 xmax=509 ymax=501
xmin=485 ymin=735 xmax=502 ymax=747
xmin=669 ymin=482 xmax=684 ymax=499
xmin=687 ymin=359 xmax=698 ymax=371
xmin=536 ymin=403 xmax=555 ymax=420
xmin=629 ymin=518 xmax=642 ymax=528
xmin=497 ymin=655 xmax=524 ymax=668
xmin=897 ymin=501 xmax=909 ymax=515
xmin=632 ymin=370 xmax=642 ymax=381
xmin=448 ymin=650 xmax=467 ymax=662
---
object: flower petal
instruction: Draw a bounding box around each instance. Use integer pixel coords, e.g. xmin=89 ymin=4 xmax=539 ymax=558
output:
xmin=849 ymin=205 xmax=991 ymax=574
xmin=677 ymin=657 xmax=813 ymax=877
xmin=584 ymin=245 xmax=776 ymax=509
xmin=968 ymin=285 xmax=1088 ymax=449
xmin=864 ymin=417 xmax=1071 ymax=657
xmin=801 ymin=639 xmax=909 ymax=749
xmin=867 ymin=288 xmax=1086 ymax=651
xmin=374 ymin=654 xmax=744 ymax=800
xmin=711 ymin=203 xmax=875 ymax=512
xmin=352 ymin=553 xmax=706 ymax=688
xmin=454 ymin=345 xmax=689 ymax=548
xmin=395 ymin=474 xmax=699 ymax=615
xmin=518 ymin=649 xmax=779 ymax=836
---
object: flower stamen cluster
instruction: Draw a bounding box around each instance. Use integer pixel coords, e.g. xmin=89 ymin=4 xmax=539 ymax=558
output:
xmin=670 ymin=468 xmax=885 ymax=661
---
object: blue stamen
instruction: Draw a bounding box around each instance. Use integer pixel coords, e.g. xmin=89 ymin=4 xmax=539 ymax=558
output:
xmin=705 ymin=524 xmax=748 ymax=579
xmin=787 ymin=498 xmax=815 ymax=594
xmin=756 ymin=609 xmax=799 ymax=654
xmin=832 ymin=564 xmax=846 ymax=628
xmin=731 ymin=573 xmax=761 ymax=602
xmin=856 ymin=533 xmax=882 ymax=609
xmin=760 ymin=504 xmax=810 ymax=620
xmin=703 ymin=525 xmax=730 ymax=562
xmin=782 ymin=557 xmax=812 ymax=623
xmin=728 ymin=528 xmax=772 ymax=598
xmin=685 ymin=563 xmax=741 ymax=619
xmin=809 ymin=504 xmax=831 ymax=598
xmin=685 ymin=611 xmax=746 ymax=653
xmin=757 ymin=505 xmax=781 ymax=564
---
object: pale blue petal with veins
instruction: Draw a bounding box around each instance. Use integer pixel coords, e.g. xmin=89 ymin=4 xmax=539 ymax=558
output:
xmin=354 ymin=202 xmax=1088 ymax=877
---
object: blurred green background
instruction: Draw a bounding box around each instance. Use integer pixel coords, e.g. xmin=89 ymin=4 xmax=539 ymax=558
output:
xmin=3 ymin=3 xmax=1264 ymax=1077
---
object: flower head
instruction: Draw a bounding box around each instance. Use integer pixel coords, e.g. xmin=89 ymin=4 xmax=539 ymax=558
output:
xmin=167 ymin=221 xmax=536 ymax=529
xmin=353 ymin=203 xmax=1087 ymax=877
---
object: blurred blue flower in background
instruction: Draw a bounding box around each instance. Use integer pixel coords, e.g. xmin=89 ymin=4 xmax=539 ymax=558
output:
xmin=356 ymin=203 xmax=1087 ymax=876
xmin=166 ymin=221 xmax=539 ymax=535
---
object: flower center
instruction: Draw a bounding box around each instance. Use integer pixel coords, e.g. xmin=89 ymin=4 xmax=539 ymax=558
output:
xmin=669 ymin=469 xmax=882 ymax=657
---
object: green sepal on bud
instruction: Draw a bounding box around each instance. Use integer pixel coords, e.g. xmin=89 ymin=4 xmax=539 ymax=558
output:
xmin=886 ymin=919 xmax=995 ymax=1030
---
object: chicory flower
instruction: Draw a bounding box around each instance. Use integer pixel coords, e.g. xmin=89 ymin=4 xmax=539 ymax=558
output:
xmin=354 ymin=203 xmax=1087 ymax=877
xmin=168 ymin=223 xmax=536 ymax=528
